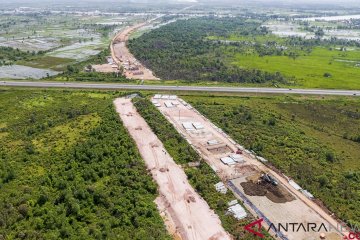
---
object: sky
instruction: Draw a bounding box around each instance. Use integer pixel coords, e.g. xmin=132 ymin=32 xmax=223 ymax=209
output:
xmin=0 ymin=0 xmax=358 ymax=2
xmin=197 ymin=0 xmax=359 ymax=3
xmin=0 ymin=0 xmax=359 ymax=6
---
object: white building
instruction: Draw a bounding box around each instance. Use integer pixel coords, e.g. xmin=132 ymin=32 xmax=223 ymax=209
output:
xmin=220 ymin=157 xmax=236 ymax=165
xmin=214 ymin=182 xmax=227 ymax=194
xmin=229 ymin=154 xmax=245 ymax=163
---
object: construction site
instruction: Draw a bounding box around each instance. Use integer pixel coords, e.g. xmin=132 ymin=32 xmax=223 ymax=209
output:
xmin=90 ymin=20 xmax=160 ymax=80
xmin=110 ymin=21 xmax=160 ymax=80
xmin=114 ymin=97 xmax=230 ymax=240
xmin=152 ymin=94 xmax=345 ymax=240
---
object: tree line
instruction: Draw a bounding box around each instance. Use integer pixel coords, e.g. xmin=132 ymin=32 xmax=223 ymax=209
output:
xmin=128 ymin=17 xmax=287 ymax=84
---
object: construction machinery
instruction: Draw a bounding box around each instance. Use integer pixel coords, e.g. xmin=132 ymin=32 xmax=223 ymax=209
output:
xmin=236 ymin=148 xmax=243 ymax=154
xmin=260 ymin=173 xmax=278 ymax=186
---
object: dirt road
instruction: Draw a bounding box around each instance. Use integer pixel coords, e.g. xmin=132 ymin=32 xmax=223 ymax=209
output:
xmin=111 ymin=21 xmax=159 ymax=80
xmin=114 ymin=98 xmax=230 ymax=240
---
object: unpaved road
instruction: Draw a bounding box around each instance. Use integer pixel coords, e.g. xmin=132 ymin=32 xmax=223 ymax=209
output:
xmin=111 ymin=20 xmax=160 ymax=80
xmin=155 ymin=97 xmax=345 ymax=240
xmin=114 ymin=98 xmax=230 ymax=240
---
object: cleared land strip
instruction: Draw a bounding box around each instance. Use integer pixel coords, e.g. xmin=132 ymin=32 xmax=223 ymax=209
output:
xmin=1 ymin=81 xmax=360 ymax=96
xmin=155 ymin=96 xmax=345 ymax=240
xmin=114 ymin=98 xmax=230 ymax=240
xmin=111 ymin=19 xmax=160 ymax=80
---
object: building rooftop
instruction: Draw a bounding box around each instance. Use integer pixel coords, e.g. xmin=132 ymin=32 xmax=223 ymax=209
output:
xmin=229 ymin=154 xmax=245 ymax=163
xmin=183 ymin=122 xmax=195 ymax=131
xmin=220 ymin=157 xmax=236 ymax=165
xmin=228 ymin=204 xmax=247 ymax=220
xmin=289 ymin=180 xmax=302 ymax=191
xmin=192 ymin=122 xmax=204 ymax=130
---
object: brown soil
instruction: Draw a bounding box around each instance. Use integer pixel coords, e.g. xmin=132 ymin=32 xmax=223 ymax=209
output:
xmin=115 ymin=98 xmax=231 ymax=240
xmin=235 ymin=165 xmax=258 ymax=176
xmin=241 ymin=181 xmax=295 ymax=203
xmin=91 ymin=64 xmax=119 ymax=73
xmin=241 ymin=182 xmax=267 ymax=196
xmin=111 ymin=22 xmax=159 ymax=80
xmin=207 ymin=144 xmax=232 ymax=154
xmin=156 ymin=96 xmax=345 ymax=240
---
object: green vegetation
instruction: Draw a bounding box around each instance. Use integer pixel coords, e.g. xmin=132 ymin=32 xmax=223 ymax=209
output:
xmin=0 ymin=46 xmax=38 ymax=66
xmin=0 ymin=46 xmax=75 ymax=72
xmin=232 ymin=46 xmax=360 ymax=89
xmin=183 ymin=94 xmax=360 ymax=228
xmin=133 ymin=98 xmax=273 ymax=240
xmin=129 ymin=17 xmax=360 ymax=89
xmin=18 ymin=56 xmax=74 ymax=71
xmin=128 ymin=17 xmax=286 ymax=84
xmin=47 ymin=48 xmax=130 ymax=82
xmin=0 ymin=89 xmax=170 ymax=239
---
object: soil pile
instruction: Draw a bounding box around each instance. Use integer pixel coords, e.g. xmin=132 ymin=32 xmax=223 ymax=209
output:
xmin=241 ymin=181 xmax=295 ymax=203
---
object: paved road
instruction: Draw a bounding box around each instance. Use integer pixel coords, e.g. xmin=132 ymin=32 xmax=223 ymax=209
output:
xmin=1 ymin=81 xmax=359 ymax=96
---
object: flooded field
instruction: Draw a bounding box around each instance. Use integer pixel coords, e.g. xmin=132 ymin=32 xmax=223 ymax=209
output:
xmin=0 ymin=37 xmax=60 ymax=52
xmin=0 ymin=65 xmax=59 ymax=79
xmin=0 ymin=13 xmax=143 ymax=55
xmin=95 ymin=17 xmax=128 ymax=26
xmin=324 ymin=29 xmax=360 ymax=41
xmin=263 ymin=21 xmax=314 ymax=39
xmin=0 ymin=13 xmax=147 ymax=78
xmin=47 ymin=37 xmax=104 ymax=60
xmin=301 ymin=14 xmax=360 ymax=21
xmin=264 ymin=20 xmax=360 ymax=41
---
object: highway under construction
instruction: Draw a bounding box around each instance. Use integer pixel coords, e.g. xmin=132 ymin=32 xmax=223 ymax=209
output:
xmin=110 ymin=20 xmax=160 ymax=80
xmin=114 ymin=97 xmax=230 ymax=240
xmin=152 ymin=94 xmax=345 ymax=240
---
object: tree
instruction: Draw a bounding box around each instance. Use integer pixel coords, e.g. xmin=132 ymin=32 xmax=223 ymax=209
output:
xmin=318 ymin=175 xmax=329 ymax=187
xmin=66 ymin=65 xmax=75 ymax=73
xmin=315 ymin=28 xmax=325 ymax=37
xmin=18 ymin=204 xmax=29 ymax=217
xmin=323 ymin=72 xmax=332 ymax=78
xmin=268 ymin=117 xmax=276 ymax=126
xmin=325 ymin=151 xmax=335 ymax=162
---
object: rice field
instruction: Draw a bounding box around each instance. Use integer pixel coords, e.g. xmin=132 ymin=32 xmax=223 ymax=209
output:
xmin=264 ymin=20 xmax=360 ymax=41
xmin=47 ymin=37 xmax=104 ymax=60
xmin=0 ymin=65 xmax=59 ymax=79
xmin=0 ymin=13 xmax=145 ymax=77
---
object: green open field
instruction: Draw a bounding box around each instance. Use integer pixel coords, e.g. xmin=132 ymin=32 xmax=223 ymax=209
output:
xmin=182 ymin=93 xmax=360 ymax=228
xmin=210 ymin=31 xmax=360 ymax=89
xmin=18 ymin=56 xmax=75 ymax=71
xmin=232 ymin=47 xmax=360 ymax=89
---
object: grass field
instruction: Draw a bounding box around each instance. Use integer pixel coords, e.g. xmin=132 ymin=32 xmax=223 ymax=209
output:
xmin=231 ymin=47 xmax=360 ymax=89
xmin=183 ymin=94 xmax=360 ymax=227
xmin=18 ymin=56 xmax=74 ymax=71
